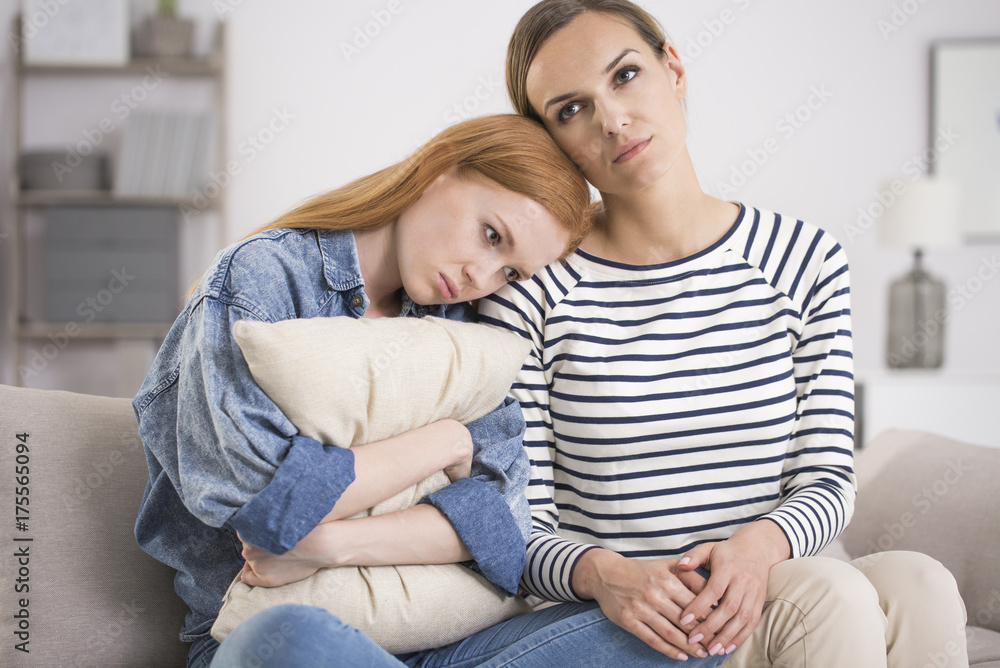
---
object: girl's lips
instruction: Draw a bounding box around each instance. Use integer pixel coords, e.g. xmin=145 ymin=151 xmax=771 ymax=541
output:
xmin=614 ymin=137 xmax=651 ymax=163
xmin=438 ymin=274 xmax=455 ymax=300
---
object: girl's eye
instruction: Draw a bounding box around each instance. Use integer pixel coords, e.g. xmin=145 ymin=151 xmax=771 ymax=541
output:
xmin=557 ymin=102 xmax=582 ymax=122
xmin=484 ymin=224 xmax=501 ymax=245
xmin=615 ymin=66 xmax=638 ymax=85
xmin=504 ymin=267 xmax=521 ymax=282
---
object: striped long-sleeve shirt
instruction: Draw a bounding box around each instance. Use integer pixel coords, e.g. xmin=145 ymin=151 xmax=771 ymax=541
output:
xmin=478 ymin=204 xmax=856 ymax=602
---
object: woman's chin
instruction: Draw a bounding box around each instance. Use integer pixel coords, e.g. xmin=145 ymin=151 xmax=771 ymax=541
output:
xmin=407 ymin=287 xmax=439 ymax=307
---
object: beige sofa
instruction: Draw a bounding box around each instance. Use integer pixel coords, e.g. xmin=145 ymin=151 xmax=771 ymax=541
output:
xmin=1 ymin=383 xmax=998 ymax=667
xmin=832 ymin=429 xmax=1000 ymax=667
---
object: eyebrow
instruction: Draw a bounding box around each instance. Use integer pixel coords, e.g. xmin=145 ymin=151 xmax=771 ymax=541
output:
xmin=496 ymin=216 xmax=528 ymax=278
xmin=603 ymin=48 xmax=638 ymax=74
xmin=541 ymin=48 xmax=639 ymax=114
xmin=543 ymin=92 xmax=577 ymax=114
xmin=496 ymin=215 xmax=517 ymax=251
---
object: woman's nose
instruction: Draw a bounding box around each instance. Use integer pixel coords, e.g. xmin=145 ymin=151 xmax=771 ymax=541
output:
xmin=596 ymin=97 xmax=628 ymax=136
xmin=464 ymin=261 xmax=501 ymax=294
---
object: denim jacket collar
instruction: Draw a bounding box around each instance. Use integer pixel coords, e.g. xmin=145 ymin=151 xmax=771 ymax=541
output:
xmin=317 ymin=229 xmax=364 ymax=292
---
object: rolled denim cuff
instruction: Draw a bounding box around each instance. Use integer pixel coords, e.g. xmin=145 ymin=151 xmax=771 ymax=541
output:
xmin=229 ymin=435 xmax=355 ymax=554
xmin=421 ymin=477 xmax=525 ymax=596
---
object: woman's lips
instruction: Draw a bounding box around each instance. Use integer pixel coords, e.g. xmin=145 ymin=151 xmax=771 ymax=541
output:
xmin=614 ymin=137 xmax=651 ymax=163
xmin=438 ymin=273 xmax=455 ymax=300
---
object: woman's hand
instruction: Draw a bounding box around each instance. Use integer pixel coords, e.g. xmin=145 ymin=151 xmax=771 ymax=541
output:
xmin=572 ymin=548 xmax=713 ymax=661
xmin=437 ymin=419 xmax=473 ymax=482
xmin=238 ymin=525 xmax=335 ymax=588
xmin=675 ymin=520 xmax=791 ymax=657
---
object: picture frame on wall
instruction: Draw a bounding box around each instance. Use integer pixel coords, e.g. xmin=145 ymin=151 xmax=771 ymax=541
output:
xmin=20 ymin=0 xmax=129 ymax=66
xmin=931 ymin=39 xmax=1000 ymax=240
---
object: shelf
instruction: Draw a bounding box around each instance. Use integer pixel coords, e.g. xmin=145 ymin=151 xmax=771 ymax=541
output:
xmin=14 ymin=16 xmax=224 ymax=79
xmin=18 ymin=321 xmax=172 ymax=340
xmin=16 ymin=189 xmax=210 ymax=208
xmin=6 ymin=17 xmax=226 ymax=392
xmin=18 ymin=56 xmax=220 ymax=77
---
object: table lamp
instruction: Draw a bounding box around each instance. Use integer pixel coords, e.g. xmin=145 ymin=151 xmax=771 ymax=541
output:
xmin=878 ymin=176 xmax=961 ymax=369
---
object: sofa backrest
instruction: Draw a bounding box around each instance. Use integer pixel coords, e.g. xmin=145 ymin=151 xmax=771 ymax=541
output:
xmin=0 ymin=384 xmax=189 ymax=667
xmin=841 ymin=429 xmax=1000 ymax=634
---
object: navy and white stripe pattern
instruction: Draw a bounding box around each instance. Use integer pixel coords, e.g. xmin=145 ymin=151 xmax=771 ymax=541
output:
xmin=479 ymin=205 xmax=856 ymax=602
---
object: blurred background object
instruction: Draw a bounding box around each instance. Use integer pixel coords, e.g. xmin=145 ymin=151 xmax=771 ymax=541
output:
xmin=879 ymin=176 xmax=960 ymax=369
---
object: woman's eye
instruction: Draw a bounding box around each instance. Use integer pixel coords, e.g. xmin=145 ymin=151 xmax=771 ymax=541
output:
xmin=484 ymin=224 xmax=501 ymax=245
xmin=615 ymin=67 xmax=638 ymax=85
xmin=504 ymin=267 xmax=521 ymax=282
xmin=557 ymin=102 xmax=582 ymax=122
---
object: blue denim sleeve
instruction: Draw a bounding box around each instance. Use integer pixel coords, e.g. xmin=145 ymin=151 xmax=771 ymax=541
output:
xmin=420 ymin=395 xmax=531 ymax=596
xmin=172 ymin=296 xmax=356 ymax=555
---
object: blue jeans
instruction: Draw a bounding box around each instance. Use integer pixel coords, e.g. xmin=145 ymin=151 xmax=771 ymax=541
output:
xmin=188 ymin=602 xmax=727 ymax=668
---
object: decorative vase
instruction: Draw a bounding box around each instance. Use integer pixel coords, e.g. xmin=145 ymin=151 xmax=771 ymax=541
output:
xmin=135 ymin=15 xmax=194 ymax=59
xmin=886 ymin=249 xmax=946 ymax=369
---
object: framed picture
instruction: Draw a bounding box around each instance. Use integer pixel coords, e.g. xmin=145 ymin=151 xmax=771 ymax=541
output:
xmin=21 ymin=0 xmax=129 ymax=66
xmin=932 ymin=40 xmax=1000 ymax=240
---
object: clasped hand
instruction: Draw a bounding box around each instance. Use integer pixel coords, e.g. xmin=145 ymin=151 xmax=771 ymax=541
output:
xmin=582 ymin=537 xmax=772 ymax=660
xmin=673 ymin=539 xmax=771 ymax=658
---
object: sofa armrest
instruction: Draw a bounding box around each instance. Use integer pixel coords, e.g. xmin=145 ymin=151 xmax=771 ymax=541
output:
xmin=0 ymin=384 xmax=189 ymax=666
xmin=839 ymin=429 xmax=1000 ymax=634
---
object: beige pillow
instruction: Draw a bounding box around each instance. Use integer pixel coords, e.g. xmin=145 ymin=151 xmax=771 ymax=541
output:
xmin=211 ymin=315 xmax=534 ymax=653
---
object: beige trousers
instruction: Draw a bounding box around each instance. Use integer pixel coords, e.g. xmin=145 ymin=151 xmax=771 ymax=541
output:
xmin=722 ymin=551 xmax=968 ymax=668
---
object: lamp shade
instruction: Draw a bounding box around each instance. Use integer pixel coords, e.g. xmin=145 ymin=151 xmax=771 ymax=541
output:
xmin=879 ymin=177 xmax=962 ymax=249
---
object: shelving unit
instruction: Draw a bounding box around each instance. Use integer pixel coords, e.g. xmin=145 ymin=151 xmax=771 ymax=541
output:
xmin=7 ymin=17 xmax=227 ymax=391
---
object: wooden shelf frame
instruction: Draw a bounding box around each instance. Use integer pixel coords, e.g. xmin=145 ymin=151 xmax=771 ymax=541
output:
xmin=6 ymin=15 xmax=228 ymax=388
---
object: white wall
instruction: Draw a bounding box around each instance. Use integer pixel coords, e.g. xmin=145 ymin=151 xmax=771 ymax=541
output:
xmin=218 ymin=0 xmax=1000 ymax=376
xmin=2 ymin=0 xmax=999 ymax=394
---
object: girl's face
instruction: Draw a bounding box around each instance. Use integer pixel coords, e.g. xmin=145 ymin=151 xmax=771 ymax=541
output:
xmin=395 ymin=167 xmax=569 ymax=305
xmin=525 ymin=12 xmax=688 ymax=197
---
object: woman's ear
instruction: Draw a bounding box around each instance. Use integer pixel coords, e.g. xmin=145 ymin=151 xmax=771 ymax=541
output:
xmin=661 ymin=43 xmax=688 ymax=99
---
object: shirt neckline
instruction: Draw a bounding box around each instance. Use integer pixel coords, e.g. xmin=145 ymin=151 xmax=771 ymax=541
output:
xmin=571 ymin=202 xmax=747 ymax=277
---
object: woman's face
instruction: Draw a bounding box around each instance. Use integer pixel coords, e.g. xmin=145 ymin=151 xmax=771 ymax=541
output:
xmin=525 ymin=12 xmax=688 ymax=197
xmin=395 ymin=167 xmax=569 ymax=305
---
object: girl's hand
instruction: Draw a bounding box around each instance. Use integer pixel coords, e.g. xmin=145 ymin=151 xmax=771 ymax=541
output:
xmin=238 ymin=525 xmax=335 ymax=588
xmin=676 ymin=522 xmax=790 ymax=657
xmin=435 ymin=419 xmax=473 ymax=482
xmin=572 ymin=549 xmax=713 ymax=661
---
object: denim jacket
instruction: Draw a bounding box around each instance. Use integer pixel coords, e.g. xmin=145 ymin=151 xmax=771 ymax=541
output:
xmin=132 ymin=228 xmax=531 ymax=641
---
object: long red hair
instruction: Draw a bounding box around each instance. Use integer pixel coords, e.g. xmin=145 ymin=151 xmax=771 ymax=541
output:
xmin=251 ymin=114 xmax=594 ymax=257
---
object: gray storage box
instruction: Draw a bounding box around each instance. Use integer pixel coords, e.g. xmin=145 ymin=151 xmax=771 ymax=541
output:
xmin=21 ymin=151 xmax=111 ymax=191
xmin=44 ymin=207 xmax=179 ymax=323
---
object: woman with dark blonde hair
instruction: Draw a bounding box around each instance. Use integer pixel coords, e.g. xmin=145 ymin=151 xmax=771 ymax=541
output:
xmin=481 ymin=0 xmax=970 ymax=666
xmin=134 ymin=114 xmax=698 ymax=668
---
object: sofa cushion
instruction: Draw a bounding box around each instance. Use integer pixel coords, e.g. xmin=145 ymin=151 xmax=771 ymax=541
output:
xmin=968 ymin=626 xmax=1000 ymax=667
xmin=211 ymin=315 xmax=534 ymax=653
xmin=840 ymin=429 xmax=1000 ymax=635
xmin=0 ymin=384 xmax=189 ymax=667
